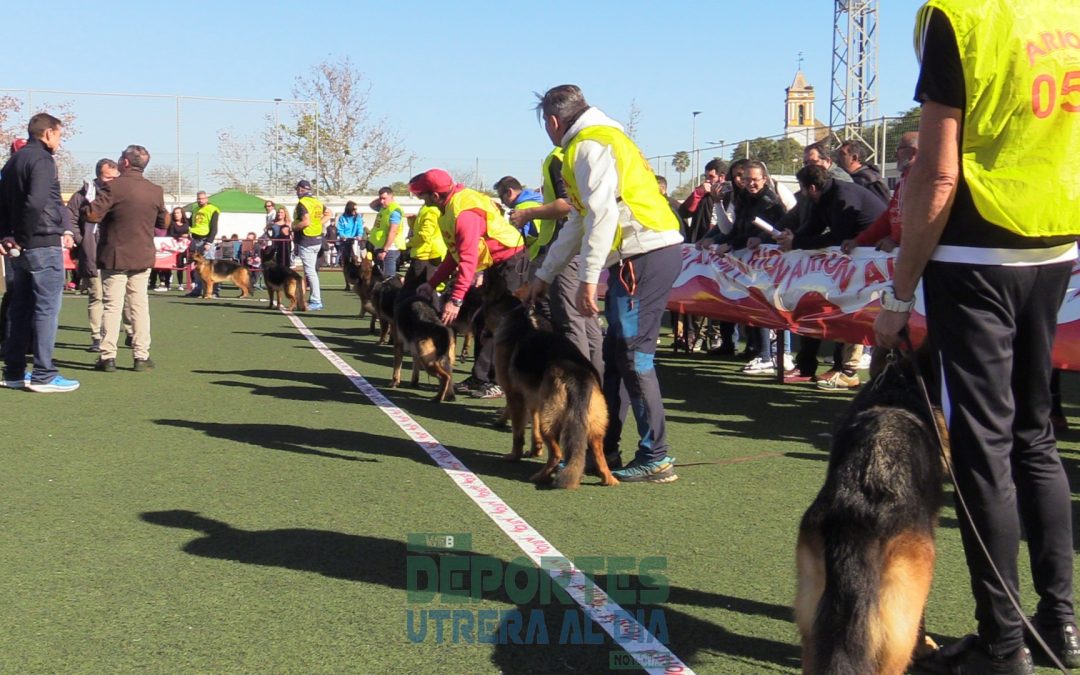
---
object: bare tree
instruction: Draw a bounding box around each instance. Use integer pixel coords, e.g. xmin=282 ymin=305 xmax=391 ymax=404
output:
xmin=146 ymin=165 xmax=195 ymax=201
xmin=624 ymin=99 xmax=642 ymax=141
xmin=211 ymin=129 xmax=268 ymax=194
xmin=280 ymin=57 xmax=412 ymax=195
xmin=0 ymin=97 xmax=81 ymax=185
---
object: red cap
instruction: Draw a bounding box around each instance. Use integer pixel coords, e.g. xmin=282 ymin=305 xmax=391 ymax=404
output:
xmin=409 ymin=169 xmax=455 ymax=195
xmin=10 ymin=138 xmax=27 ymax=154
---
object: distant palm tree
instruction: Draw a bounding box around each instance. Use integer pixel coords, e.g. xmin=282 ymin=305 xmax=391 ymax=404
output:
xmin=672 ymin=151 xmax=691 ymax=191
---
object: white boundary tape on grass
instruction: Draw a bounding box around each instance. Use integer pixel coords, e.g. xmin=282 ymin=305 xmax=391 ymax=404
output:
xmin=283 ymin=310 xmax=693 ymax=675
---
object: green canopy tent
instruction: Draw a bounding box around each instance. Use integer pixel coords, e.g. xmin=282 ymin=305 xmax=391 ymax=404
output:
xmin=183 ymin=189 xmax=271 ymax=240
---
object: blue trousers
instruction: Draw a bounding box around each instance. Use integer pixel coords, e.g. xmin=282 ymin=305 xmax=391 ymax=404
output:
xmin=602 ymin=244 xmax=681 ymax=464
xmin=2 ymin=246 xmax=64 ymax=383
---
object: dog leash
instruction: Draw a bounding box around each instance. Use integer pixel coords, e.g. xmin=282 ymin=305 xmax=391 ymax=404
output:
xmin=900 ymin=333 xmax=1069 ymax=674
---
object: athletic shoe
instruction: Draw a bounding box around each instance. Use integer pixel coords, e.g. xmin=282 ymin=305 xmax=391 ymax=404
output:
xmin=611 ymin=456 xmax=678 ymax=484
xmin=183 ymin=290 xmax=200 ymax=298
xmin=27 ymin=374 xmax=80 ymax=393
xmin=858 ymin=351 xmax=873 ymax=370
xmin=153 ymin=286 xmax=168 ymax=293
xmin=741 ymin=357 xmax=773 ymax=374
xmin=779 ymin=353 xmax=796 ymax=372
xmin=95 ymin=358 xmax=116 ymax=373
xmin=816 ymin=370 xmax=860 ymax=391
xmin=133 ymin=358 xmax=155 ymax=372
xmin=124 ymin=334 xmax=133 ymax=347
xmin=454 ymin=375 xmax=483 ymax=395
xmin=86 ymin=340 xmax=101 ymax=353
xmin=920 ymin=634 xmax=1033 ymax=674
xmin=471 ymin=382 xmax=504 ymax=399
xmin=1026 ymin=619 xmax=1080 ymax=669
xmin=308 ymin=301 xmax=324 ymax=311
xmin=1 ymin=372 xmax=28 ymax=389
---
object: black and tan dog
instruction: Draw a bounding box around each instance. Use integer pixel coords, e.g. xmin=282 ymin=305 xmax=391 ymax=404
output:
xmin=794 ymin=350 xmax=944 ymax=674
xmin=259 ymin=248 xmax=307 ymax=311
xmin=390 ymin=290 xmax=456 ymax=402
xmin=369 ymin=270 xmax=401 ymax=345
xmin=354 ymin=256 xmax=377 ymax=324
xmin=192 ymin=252 xmax=253 ymax=299
xmin=494 ymin=296 xmax=617 ymax=490
xmin=342 ymin=240 xmax=365 ymax=292
xmin=448 ymin=286 xmax=482 ymax=362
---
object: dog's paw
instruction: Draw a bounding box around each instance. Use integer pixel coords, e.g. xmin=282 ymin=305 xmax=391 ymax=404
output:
xmin=525 ymin=446 xmax=544 ymax=458
xmin=599 ymin=476 xmax=620 ymax=487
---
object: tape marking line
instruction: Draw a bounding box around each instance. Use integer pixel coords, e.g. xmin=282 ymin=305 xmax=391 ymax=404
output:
xmin=282 ymin=310 xmax=693 ymax=674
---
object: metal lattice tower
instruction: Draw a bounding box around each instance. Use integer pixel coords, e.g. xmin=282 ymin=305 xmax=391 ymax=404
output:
xmin=829 ymin=0 xmax=879 ymax=156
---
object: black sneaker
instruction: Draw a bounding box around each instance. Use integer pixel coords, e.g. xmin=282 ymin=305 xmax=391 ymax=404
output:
xmin=124 ymin=334 xmax=133 ymax=347
xmin=1026 ymin=618 xmax=1080 ymax=669
xmin=454 ymin=375 xmax=483 ymax=395
xmin=95 ymin=358 xmax=116 ymax=373
xmin=919 ymin=634 xmax=1034 ymax=674
xmin=86 ymin=340 xmax=101 ymax=353
xmin=133 ymin=358 xmax=155 ymax=372
xmin=471 ymin=382 xmax=504 ymax=399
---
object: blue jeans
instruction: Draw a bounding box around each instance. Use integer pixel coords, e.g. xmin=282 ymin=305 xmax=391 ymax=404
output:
xmin=380 ymin=249 xmax=401 ymax=279
xmin=2 ymin=246 xmax=64 ymax=383
xmin=297 ymin=244 xmax=322 ymax=305
xmin=757 ymin=328 xmax=791 ymax=361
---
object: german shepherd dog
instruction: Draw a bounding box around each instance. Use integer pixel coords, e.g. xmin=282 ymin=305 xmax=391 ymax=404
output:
xmin=390 ymin=290 xmax=456 ymax=402
xmin=192 ymin=252 xmax=252 ymax=299
xmin=259 ymin=247 xmax=307 ymax=311
xmin=493 ymin=295 xmax=617 ymax=489
xmin=448 ymin=286 xmax=482 ymax=362
xmin=354 ymin=256 xmax=377 ymax=323
xmin=370 ymin=271 xmax=401 ymax=345
xmin=794 ymin=351 xmax=944 ymax=674
xmin=342 ymin=239 xmax=365 ymax=292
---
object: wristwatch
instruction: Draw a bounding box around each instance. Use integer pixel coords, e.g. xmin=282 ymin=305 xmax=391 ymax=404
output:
xmin=880 ymin=286 xmax=915 ymax=312
xmin=450 ymin=298 xmax=463 ymax=307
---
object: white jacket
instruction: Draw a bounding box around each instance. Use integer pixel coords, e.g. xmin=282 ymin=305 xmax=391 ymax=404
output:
xmin=537 ymin=107 xmax=683 ymax=285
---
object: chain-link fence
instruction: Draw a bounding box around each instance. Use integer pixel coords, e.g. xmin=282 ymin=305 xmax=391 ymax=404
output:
xmin=647 ymin=114 xmax=921 ymax=195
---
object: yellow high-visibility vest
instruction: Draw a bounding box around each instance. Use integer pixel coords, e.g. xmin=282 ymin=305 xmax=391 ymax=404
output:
xmin=190 ymin=203 xmax=220 ymax=237
xmin=295 ymin=196 xmax=324 ymax=237
xmin=408 ymin=204 xmax=447 ymax=261
xmin=528 ymin=147 xmax=564 ymax=260
xmin=439 ymin=188 xmax=523 ymax=270
xmin=370 ymin=202 xmax=408 ymax=250
xmin=917 ymin=0 xmax=1080 ymax=237
xmin=562 ymin=125 xmax=680 ymax=252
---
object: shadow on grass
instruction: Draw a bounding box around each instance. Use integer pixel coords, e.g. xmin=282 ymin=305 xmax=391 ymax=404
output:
xmin=191 ymin=368 xmax=370 ymax=403
xmin=139 ymin=510 xmax=801 ymax=673
xmin=151 ymin=418 xmax=540 ymax=483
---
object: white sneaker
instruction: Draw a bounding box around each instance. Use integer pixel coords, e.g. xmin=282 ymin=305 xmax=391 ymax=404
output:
xmin=742 ymin=357 xmax=774 ymax=374
xmin=777 ymin=354 xmax=796 ymax=372
xmin=858 ymin=352 xmax=872 ymax=370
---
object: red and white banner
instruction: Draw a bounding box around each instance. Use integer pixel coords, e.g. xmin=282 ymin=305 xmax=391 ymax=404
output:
xmin=662 ymin=244 xmax=1080 ymax=371
xmin=65 ymin=237 xmax=187 ymax=271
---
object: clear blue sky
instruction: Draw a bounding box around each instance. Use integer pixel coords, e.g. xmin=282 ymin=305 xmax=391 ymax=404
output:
xmin=3 ymin=0 xmax=927 ymax=192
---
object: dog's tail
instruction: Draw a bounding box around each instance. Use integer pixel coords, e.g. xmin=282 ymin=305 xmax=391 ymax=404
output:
xmin=552 ymin=364 xmax=603 ymax=490
xmin=814 ymin=524 xmax=883 ymax=673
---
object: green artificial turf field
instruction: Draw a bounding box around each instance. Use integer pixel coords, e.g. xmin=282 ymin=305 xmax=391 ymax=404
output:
xmin=2 ymin=272 xmax=1079 ymax=673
